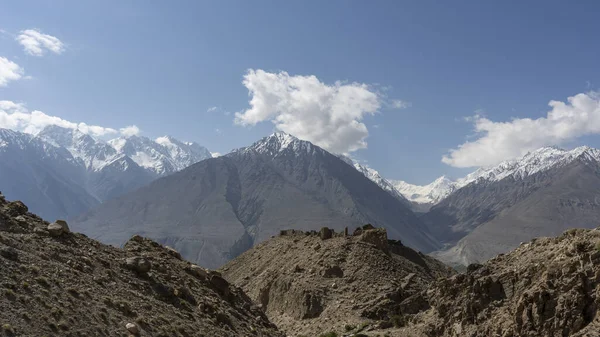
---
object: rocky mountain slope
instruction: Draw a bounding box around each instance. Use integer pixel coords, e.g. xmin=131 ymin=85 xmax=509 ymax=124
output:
xmin=415 ymin=227 xmax=600 ymax=337
xmin=221 ymin=226 xmax=454 ymax=337
xmin=0 ymin=194 xmax=282 ymax=337
xmin=222 ymin=225 xmax=600 ymax=337
xmin=74 ymin=133 xmax=439 ymax=269
xmin=0 ymin=126 xmax=211 ymax=220
xmin=423 ymin=146 xmax=600 ymax=266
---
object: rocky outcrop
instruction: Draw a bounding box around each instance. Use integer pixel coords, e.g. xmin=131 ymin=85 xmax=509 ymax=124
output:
xmin=418 ymin=228 xmax=600 ymax=337
xmin=221 ymin=226 xmax=454 ymax=336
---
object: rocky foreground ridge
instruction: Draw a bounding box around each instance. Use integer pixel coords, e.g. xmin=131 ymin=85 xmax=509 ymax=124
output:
xmin=221 ymin=226 xmax=455 ymax=336
xmin=223 ymin=225 xmax=600 ymax=337
xmin=0 ymin=193 xmax=281 ymax=337
xmin=2 ymin=193 xmax=600 ymax=336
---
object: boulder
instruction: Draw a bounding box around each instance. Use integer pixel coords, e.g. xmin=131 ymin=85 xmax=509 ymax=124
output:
xmin=359 ymin=228 xmax=389 ymax=253
xmin=47 ymin=220 xmax=70 ymax=237
xmin=125 ymin=322 xmax=139 ymax=335
xmin=125 ymin=256 xmax=152 ymax=273
xmin=186 ymin=264 xmax=208 ymax=279
xmin=47 ymin=223 xmax=64 ymax=237
xmin=319 ymin=227 xmax=333 ymax=240
xmin=209 ymin=274 xmax=230 ymax=296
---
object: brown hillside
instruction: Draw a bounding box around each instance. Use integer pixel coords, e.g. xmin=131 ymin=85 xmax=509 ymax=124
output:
xmin=0 ymin=193 xmax=282 ymax=337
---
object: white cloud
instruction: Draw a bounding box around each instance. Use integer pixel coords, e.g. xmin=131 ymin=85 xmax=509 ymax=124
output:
xmin=0 ymin=57 xmax=24 ymax=87
xmin=16 ymin=29 xmax=65 ymax=56
xmin=443 ymin=91 xmax=600 ymax=168
xmin=234 ymin=69 xmax=381 ymax=153
xmin=0 ymin=100 xmax=140 ymax=138
xmin=390 ymin=99 xmax=411 ymax=109
xmin=207 ymin=106 xmax=218 ymax=112
xmin=215 ymin=128 xmax=222 ymax=135
xmin=119 ymin=125 xmax=140 ymax=137
xmin=211 ymin=152 xmax=222 ymax=158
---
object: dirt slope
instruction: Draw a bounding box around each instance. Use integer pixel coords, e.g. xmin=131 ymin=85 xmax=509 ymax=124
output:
xmin=0 ymin=193 xmax=282 ymax=337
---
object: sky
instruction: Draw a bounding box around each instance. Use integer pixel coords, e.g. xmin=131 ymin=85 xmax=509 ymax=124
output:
xmin=1 ymin=1 xmax=600 ymax=184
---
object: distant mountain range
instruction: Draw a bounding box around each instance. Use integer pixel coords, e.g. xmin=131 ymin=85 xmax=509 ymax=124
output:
xmin=0 ymin=126 xmax=211 ymax=220
xmin=73 ymin=133 xmax=439 ymax=268
xmin=420 ymin=146 xmax=600 ymax=266
xmin=3 ymin=125 xmax=600 ymax=269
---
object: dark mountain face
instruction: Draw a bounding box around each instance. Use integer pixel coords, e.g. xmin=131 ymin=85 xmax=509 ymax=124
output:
xmin=424 ymin=156 xmax=600 ymax=266
xmin=74 ymin=134 xmax=439 ymax=268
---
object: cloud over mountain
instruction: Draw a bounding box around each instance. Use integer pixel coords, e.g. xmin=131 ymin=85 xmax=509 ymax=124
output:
xmin=0 ymin=100 xmax=139 ymax=137
xmin=443 ymin=91 xmax=600 ymax=168
xmin=234 ymin=69 xmax=381 ymax=154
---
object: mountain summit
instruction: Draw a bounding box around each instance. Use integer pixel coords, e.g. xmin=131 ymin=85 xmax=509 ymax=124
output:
xmin=0 ymin=126 xmax=211 ymax=220
xmin=74 ymin=133 xmax=439 ymax=268
xmin=422 ymin=145 xmax=600 ymax=266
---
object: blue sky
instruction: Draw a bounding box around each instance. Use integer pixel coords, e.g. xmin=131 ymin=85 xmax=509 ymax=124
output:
xmin=1 ymin=1 xmax=600 ymax=184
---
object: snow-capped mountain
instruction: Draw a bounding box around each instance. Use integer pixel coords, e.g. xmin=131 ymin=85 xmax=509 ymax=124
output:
xmin=392 ymin=146 xmax=600 ymax=207
xmin=76 ymin=131 xmax=438 ymax=268
xmin=423 ymin=145 xmax=600 ymax=266
xmin=392 ymin=176 xmax=458 ymax=205
xmin=0 ymin=126 xmax=211 ymax=220
xmin=459 ymin=146 xmax=600 ymax=185
xmin=239 ymin=132 xmax=318 ymax=157
xmin=109 ymin=135 xmax=211 ymax=175
xmin=336 ymin=154 xmax=410 ymax=205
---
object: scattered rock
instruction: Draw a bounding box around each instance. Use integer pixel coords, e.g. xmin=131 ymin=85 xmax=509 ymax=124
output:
xmin=124 ymin=256 xmax=152 ymax=273
xmin=33 ymin=227 xmax=49 ymax=236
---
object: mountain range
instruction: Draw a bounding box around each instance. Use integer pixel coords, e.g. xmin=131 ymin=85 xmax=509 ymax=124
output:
xmin=3 ymin=124 xmax=600 ymax=269
xmin=73 ymin=133 xmax=439 ymax=268
xmin=0 ymin=126 xmax=211 ymax=220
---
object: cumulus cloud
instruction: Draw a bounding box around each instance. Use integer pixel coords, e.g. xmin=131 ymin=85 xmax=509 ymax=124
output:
xmin=0 ymin=100 xmax=139 ymax=138
xmin=443 ymin=91 xmax=600 ymax=168
xmin=16 ymin=29 xmax=65 ymax=56
xmin=0 ymin=57 xmax=24 ymax=87
xmin=119 ymin=125 xmax=140 ymax=137
xmin=211 ymin=152 xmax=222 ymax=158
xmin=234 ymin=69 xmax=381 ymax=153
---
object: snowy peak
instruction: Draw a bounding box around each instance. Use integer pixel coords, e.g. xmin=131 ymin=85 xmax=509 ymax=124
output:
xmin=461 ymin=146 xmax=600 ymax=185
xmin=36 ymin=125 xmax=211 ymax=176
xmin=392 ymin=176 xmax=457 ymax=205
xmin=109 ymin=134 xmax=211 ymax=175
xmin=393 ymin=145 xmax=600 ymax=206
xmin=243 ymin=132 xmax=317 ymax=157
xmin=38 ymin=126 xmax=120 ymax=171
